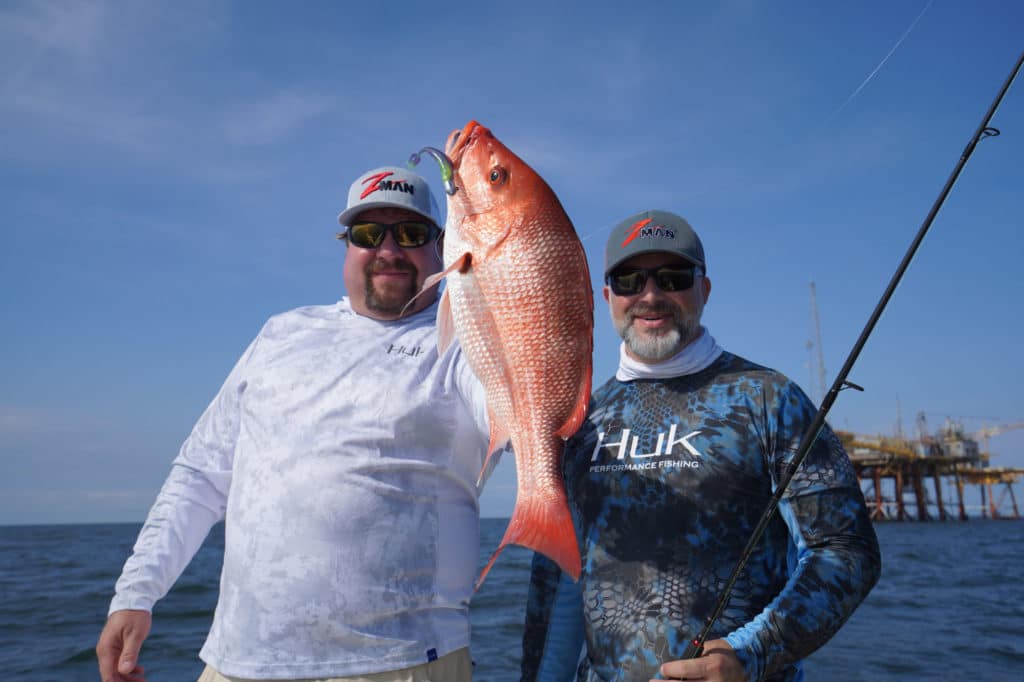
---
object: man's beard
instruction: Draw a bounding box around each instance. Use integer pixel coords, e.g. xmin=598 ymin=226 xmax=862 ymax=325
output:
xmin=613 ymin=301 xmax=695 ymax=362
xmin=363 ymin=258 xmax=419 ymax=316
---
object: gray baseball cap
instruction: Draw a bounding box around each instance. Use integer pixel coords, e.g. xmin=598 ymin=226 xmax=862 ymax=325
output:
xmin=604 ymin=209 xmax=706 ymax=277
xmin=337 ymin=165 xmax=442 ymax=229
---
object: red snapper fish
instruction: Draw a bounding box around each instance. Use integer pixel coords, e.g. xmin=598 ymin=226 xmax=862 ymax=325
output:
xmin=416 ymin=120 xmax=593 ymax=587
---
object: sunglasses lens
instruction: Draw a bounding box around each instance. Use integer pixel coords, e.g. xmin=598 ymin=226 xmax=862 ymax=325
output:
xmin=654 ymin=267 xmax=695 ymax=292
xmin=394 ymin=222 xmax=432 ymax=247
xmin=608 ymin=266 xmax=698 ymax=295
xmin=349 ymin=223 xmax=385 ymax=248
xmin=347 ymin=222 xmax=436 ymax=248
xmin=609 ymin=270 xmax=646 ymax=296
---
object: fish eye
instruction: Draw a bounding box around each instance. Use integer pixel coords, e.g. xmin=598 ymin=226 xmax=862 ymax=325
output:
xmin=489 ymin=166 xmax=508 ymax=185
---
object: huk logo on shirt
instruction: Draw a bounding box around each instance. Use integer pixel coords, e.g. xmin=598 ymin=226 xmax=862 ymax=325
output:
xmin=386 ymin=343 xmax=423 ymax=358
xmin=360 ymin=171 xmax=416 ymax=199
xmin=589 ymin=424 xmax=704 ymax=473
xmin=621 ymin=218 xmax=677 ymax=247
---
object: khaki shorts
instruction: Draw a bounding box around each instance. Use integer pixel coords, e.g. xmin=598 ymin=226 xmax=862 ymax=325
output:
xmin=197 ymin=647 xmax=472 ymax=682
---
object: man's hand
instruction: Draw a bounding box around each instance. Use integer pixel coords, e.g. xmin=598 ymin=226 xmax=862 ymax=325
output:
xmin=96 ymin=609 xmax=151 ymax=682
xmin=654 ymin=639 xmax=746 ymax=682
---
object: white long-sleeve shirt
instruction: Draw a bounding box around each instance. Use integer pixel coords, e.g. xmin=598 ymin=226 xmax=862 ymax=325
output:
xmin=110 ymin=298 xmax=492 ymax=679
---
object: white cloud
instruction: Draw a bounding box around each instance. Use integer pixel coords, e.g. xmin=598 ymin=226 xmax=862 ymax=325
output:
xmin=0 ymin=486 xmax=157 ymax=524
xmin=0 ymin=405 xmax=159 ymax=458
xmin=223 ymin=89 xmax=336 ymax=147
xmin=0 ymin=0 xmax=291 ymax=184
xmin=5 ymin=80 xmax=174 ymax=152
xmin=0 ymin=410 xmax=44 ymax=436
xmin=0 ymin=405 xmax=173 ymax=523
xmin=0 ymin=0 xmax=108 ymax=63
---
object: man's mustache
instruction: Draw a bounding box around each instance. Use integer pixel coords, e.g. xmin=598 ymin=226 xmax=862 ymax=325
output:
xmin=366 ymin=258 xmax=416 ymax=276
xmin=626 ymin=301 xmax=680 ymax=322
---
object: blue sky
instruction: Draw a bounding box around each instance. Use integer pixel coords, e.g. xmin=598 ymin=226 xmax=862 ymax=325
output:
xmin=2 ymin=0 xmax=1022 ymax=524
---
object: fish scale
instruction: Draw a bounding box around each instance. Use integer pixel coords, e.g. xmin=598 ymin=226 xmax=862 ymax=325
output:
xmin=428 ymin=121 xmax=593 ymax=587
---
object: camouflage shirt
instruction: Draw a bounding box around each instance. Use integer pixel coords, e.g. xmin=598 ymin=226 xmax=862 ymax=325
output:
xmin=522 ymin=352 xmax=881 ymax=681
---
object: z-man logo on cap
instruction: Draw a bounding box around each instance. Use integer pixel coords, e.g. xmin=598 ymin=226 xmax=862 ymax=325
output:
xmin=360 ymin=171 xmax=416 ymax=199
xmin=621 ymin=218 xmax=676 ymax=247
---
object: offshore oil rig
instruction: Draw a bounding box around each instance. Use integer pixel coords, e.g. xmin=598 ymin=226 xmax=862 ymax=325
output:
xmin=805 ymin=283 xmax=1023 ymax=521
xmin=837 ymin=416 xmax=1024 ymax=522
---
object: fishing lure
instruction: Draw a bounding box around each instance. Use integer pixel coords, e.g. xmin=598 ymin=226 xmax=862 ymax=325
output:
xmin=408 ymin=146 xmax=456 ymax=196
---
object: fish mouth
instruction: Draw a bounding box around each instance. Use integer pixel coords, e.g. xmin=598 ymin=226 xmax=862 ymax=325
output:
xmin=445 ymin=120 xmax=487 ymax=167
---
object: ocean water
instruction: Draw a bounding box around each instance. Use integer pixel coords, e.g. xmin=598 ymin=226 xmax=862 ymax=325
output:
xmin=1 ymin=519 xmax=1022 ymax=681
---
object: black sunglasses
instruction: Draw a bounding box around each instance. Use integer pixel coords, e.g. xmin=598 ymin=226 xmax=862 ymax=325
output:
xmin=605 ymin=265 xmax=702 ymax=296
xmin=342 ymin=221 xmax=441 ymax=249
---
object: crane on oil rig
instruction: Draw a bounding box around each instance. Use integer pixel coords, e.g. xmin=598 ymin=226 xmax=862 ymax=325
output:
xmin=911 ymin=414 xmax=1024 ymax=465
xmin=972 ymin=421 xmax=1024 ymax=462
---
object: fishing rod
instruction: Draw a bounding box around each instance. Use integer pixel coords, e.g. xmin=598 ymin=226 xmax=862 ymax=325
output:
xmin=681 ymin=48 xmax=1024 ymax=663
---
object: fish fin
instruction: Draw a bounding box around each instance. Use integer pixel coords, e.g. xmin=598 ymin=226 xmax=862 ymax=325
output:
xmin=421 ymin=251 xmax=473 ymax=293
xmin=475 ymin=468 xmax=581 ymax=590
xmin=436 ymin=289 xmax=455 ymax=354
xmin=486 ymin=406 xmax=510 ymax=455
xmin=420 ymin=272 xmax=445 ymax=293
xmin=555 ymin=368 xmax=592 ymax=439
xmin=407 ymin=251 xmax=474 ymax=321
xmin=476 ymin=441 xmax=505 ymax=491
xmin=478 ymin=408 xmax=510 ymax=483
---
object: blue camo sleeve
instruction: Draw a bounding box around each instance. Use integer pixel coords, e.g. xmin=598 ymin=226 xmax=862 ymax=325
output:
xmin=724 ymin=383 xmax=882 ymax=680
xmin=521 ymin=552 xmax=586 ymax=682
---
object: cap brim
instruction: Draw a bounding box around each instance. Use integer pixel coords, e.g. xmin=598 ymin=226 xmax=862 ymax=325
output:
xmin=337 ymin=201 xmax=439 ymax=228
xmin=605 ymin=249 xmax=704 ymax=277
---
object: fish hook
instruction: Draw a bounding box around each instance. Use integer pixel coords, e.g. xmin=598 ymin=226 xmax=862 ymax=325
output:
xmin=408 ymin=146 xmax=457 ymax=195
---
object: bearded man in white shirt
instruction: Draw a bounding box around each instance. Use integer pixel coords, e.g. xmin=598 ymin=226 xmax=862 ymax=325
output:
xmin=96 ymin=166 xmax=492 ymax=682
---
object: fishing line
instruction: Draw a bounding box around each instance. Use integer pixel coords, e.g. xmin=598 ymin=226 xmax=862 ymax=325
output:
xmin=826 ymin=0 xmax=935 ymax=123
xmin=576 ymin=226 xmax=614 ymax=246
xmin=679 ymin=48 xmax=1024 ymax=664
xmin=580 ymin=1 xmax=937 ymax=250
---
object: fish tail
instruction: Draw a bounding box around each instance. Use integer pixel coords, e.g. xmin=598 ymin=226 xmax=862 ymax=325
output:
xmin=475 ymin=488 xmax=581 ymax=590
